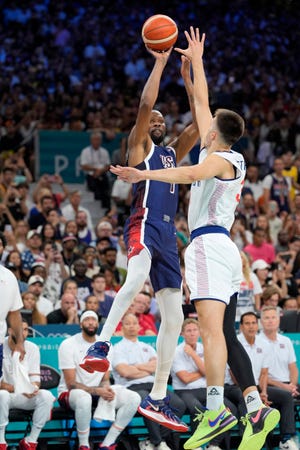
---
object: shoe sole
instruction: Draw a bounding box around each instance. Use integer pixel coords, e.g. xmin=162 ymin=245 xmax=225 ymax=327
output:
xmin=79 ymin=357 xmax=109 ymax=373
xmin=138 ymin=405 xmax=189 ymax=432
xmin=238 ymin=409 xmax=280 ymax=450
xmin=183 ymin=416 xmax=238 ymax=449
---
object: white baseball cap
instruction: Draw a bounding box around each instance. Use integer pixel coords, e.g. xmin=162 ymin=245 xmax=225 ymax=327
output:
xmin=251 ymin=259 xmax=270 ymax=271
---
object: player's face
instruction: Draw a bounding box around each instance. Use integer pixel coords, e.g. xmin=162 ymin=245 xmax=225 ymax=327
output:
xmin=149 ymin=111 xmax=166 ymax=145
xmin=81 ymin=317 xmax=99 ymax=336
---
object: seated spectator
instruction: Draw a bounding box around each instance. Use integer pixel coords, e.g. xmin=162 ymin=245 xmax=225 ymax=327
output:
xmin=22 ymin=291 xmax=47 ymax=325
xmin=0 ymin=318 xmax=55 ymax=450
xmin=95 ymin=220 xmax=118 ymax=248
xmin=236 ymin=251 xmax=262 ymax=320
xmin=5 ymin=249 xmax=28 ymax=284
xmin=61 ymin=233 xmax=81 ymax=275
xmin=58 ymin=310 xmax=140 ymax=449
xmin=12 ymin=220 xmax=30 ymax=253
xmin=66 ymin=258 xmax=93 ymax=303
xmin=171 ymin=318 xmax=246 ymax=450
xmin=82 ymin=245 xmax=100 ymax=278
xmin=115 ymin=292 xmax=158 ymax=336
xmin=243 ymin=227 xmax=276 ymax=265
xmin=28 ymin=195 xmax=56 ymax=229
xmin=21 ymin=230 xmax=45 ymax=277
xmin=280 ymin=297 xmax=299 ymax=311
xmin=103 ymin=266 xmax=121 ymax=299
xmin=238 ymin=312 xmax=298 ymax=450
xmin=261 ymin=285 xmax=283 ymax=314
xmin=266 ymin=201 xmax=283 ymax=245
xmin=60 ymin=279 xmax=85 ymax=312
xmin=27 ymin=275 xmax=53 ymax=316
xmin=84 ymin=295 xmax=102 ymax=321
xmin=31 ymin=174 xmax=69 ymax=210
xmin=47 ymin=292 xmax=80 ymax=324
xmin=75 ymin=210 xmax=95 ymax=248
xmin=112 ymin=313 xmax=186 ymax=450
xmin=42 ymin=241 xmax=68 ymax=308
xmin=101 ymin=246 xmax=126 ymax=285
xmin=115 ymin=232 xmax=127 ymax=272
xmin=85 ymin=273 xmax=114 ymax=323
xmin=61 ymin=190 xmax=94 ymax=231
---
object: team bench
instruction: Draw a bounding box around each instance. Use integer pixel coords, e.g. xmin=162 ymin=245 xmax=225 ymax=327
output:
xmin=5 ymin=364 xmax=300 ymax=450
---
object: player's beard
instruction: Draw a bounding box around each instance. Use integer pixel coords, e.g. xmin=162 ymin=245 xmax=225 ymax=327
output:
xmin=82 ymin=324 xmax=98 ymax=336
xmin=150 ymin=129 xmax=165 ymax=145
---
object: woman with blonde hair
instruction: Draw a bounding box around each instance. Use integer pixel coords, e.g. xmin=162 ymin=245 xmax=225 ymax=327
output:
xmin=236 ymin=251 xmax=262 ymax=321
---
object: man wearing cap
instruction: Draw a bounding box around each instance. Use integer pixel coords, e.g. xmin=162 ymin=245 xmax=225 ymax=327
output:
xmin=57 ymin=310 xmax=140 ymax=450
xmin=21 ymin=231 xmax=44 ymax=276
xmin=27 ymin=275 xmax=53 ymax=316
xmin=61 ymin=233 xmax=81 ymax=274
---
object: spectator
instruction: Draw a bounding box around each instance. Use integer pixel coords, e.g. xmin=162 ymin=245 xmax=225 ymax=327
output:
xmin=243 ymin=164 xmax=264 ymax=205
xmin=21 ymin=230 xmax=44 ymax=276
xmin=236 ymin=251 xmax=262 ymax=320
xmin=21 ymin=291 xmax=47 ymax=325
xmin=236 ymin=192 xmax=258 ymax=232
xmin=280 ymin=297 xmax=299 ymax=311
xmin=171 ymin=318 xmax=246 ymax=450
xmin=243 ymin=227 xmax=276 ymax=264
xmin=101 ymin=246 xmax=126 ymax=286
xmin=61 ymin=190 xmax=94 ymax=232
xmin=28 ymin=195 xmax=55 ymax=229
xmin=266 ymin=201 xmax=283 ymax=245
xmin=82 ymin=246 xmax=100 ymax=278
xmin=0 ymin=318 xmax=55 ymax=450
xmin=112 ymin=312 xmax=186 ymax=450
xmin=42 ymin=241 xmax=68 ymax=308
xmin=111 ymin=177 xmax=132 ymax=227
xmin=67 ymin=258 xmax=92 ymax=303
xmin=13 ymin=220 xmax=30 ymax=253
xmin=57 ymin=310 xmax=140 ymax=450
xmin=262 ymin=157 xmax=293 ymax=216
xmin=238 ymin=312 xmax=298 ymax=450
xmin=95 ymin=221 xmax=118 ymax=248
xmin=75 ymin=210 xmax=95 ymax=247
xmin=103 ymin=266 xmax=121 ymax=300
xmin=61 ymin=233 xmax=81 ymax=275
xmin=27 ymin=275 xmax=53 ymax=316
xmin=47 ymin=292 xmax=79 ymax=324
xmin=261 ymin=285 xmax=283 ymax=314
xmin=80 ymin=132 xmax=111 ymax=210
xmin=31 ymin=174 xmax=69 ymax=210
xmin=86 ymin=274 xmax=114 ymax=324
xmin=115 ymin=233 xmax=127 ymax=272
xmin=115 ymin=292 xmax=157 ymax=336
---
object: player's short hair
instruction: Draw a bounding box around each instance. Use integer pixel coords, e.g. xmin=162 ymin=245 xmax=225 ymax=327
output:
xmin=240 ymin=311 xmax=259 ymax=325
xmin=215 ymin=108 xmax=245 ymax=145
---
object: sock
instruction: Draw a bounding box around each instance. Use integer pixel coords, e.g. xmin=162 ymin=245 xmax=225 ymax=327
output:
xmin=0 ymin=426 xmax=6 ymax=443
xmin=244 ymin=390 xmax=263 ymax=413
xmin=27 ymin=425 xmax=41 ymax=443
xmin=206 ymin=386 xmax=224 ymax=410
xmin=77 ymin=429 xmax=90 ymax=447
xmin=101 ymin=423 xmax=122 ymax=447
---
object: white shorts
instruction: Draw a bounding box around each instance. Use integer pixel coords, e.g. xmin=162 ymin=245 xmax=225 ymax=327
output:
xmin=184 ymin=233 xmax=242 ymax=305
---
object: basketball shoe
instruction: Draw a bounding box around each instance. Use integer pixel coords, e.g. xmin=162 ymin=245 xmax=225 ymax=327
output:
xmin=183 ymin=405 xmax=237 ymax=449
xmin=80 ymin=341 xmax=110 ymax=373
xmin=138 ymin=395 xmax=189 ymax=432
xmin=238 ymin=406 xmax=280 ymax=450
xmin=98 ymin=444 xmax=117 ymax=450
xmin=0 ymin=445 xmax=7 ymax=450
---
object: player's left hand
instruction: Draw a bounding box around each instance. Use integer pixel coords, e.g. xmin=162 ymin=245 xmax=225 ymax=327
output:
xmin=110 ymin=165 xmax=144 ymax=183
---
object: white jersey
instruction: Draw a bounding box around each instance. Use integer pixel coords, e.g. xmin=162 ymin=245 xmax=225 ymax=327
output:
xmin=188 ymin=149 xmax=246 ymax=232
xmin=2 ymin=338 xmax=40 ymax=385
xmin=58 ymin=333 xmax=112 ymax=394
xmin=0 ymin=266 xmax=23 ymax=344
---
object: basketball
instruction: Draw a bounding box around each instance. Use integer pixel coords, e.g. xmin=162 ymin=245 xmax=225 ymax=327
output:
xmin=142 ymin=14 xmax=178 ymax=52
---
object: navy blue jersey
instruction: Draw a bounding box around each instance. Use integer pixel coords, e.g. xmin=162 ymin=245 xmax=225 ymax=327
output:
xmin=131 ymin=142 xmax=178 ymax=220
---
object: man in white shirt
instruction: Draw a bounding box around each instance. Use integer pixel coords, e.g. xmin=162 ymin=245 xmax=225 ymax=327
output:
xmin=57 ymin=310 xmax=140 ymax=450
xmin=80 ymin=132 xmax=111 ymax=210
xmin=0 ymin=319 xmax=54 ymax=450
xmin=239 ymin=310 xmax=298 ymax=450
xmin=112 ymin=313 xmax=186 ymax=450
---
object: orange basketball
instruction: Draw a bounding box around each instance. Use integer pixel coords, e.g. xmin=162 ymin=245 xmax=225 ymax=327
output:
xmin=142 ymin=14 xmax=178 ymax=52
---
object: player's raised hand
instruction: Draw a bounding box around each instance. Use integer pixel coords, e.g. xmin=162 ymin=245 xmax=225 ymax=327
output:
xmin=175 ymin=27 xmax=205 ymax=61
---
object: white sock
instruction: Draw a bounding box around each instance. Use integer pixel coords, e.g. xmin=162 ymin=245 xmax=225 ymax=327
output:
xmin=101 ymin=424 xmax=122 ymax=447
xmin=244 ymin=390 xmax=263 ymax=413
xmin=0 ymin=426 xmax=6 ymax=443
xmin=27 ymin=425 xmax=41 ymax=443
xmin=206 ymin=386 xmax=224 ymax=410
xmin=77 ymin=429 xmax=90 ymax=447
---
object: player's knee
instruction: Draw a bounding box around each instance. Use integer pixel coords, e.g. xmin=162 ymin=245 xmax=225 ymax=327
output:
xmin=71 ymin=389 xmax=92 ymax=409
xmin=38 ymin=389 xmax=55 ymax=406
xmin=0 ymin=389 xmax=10 ymax=404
